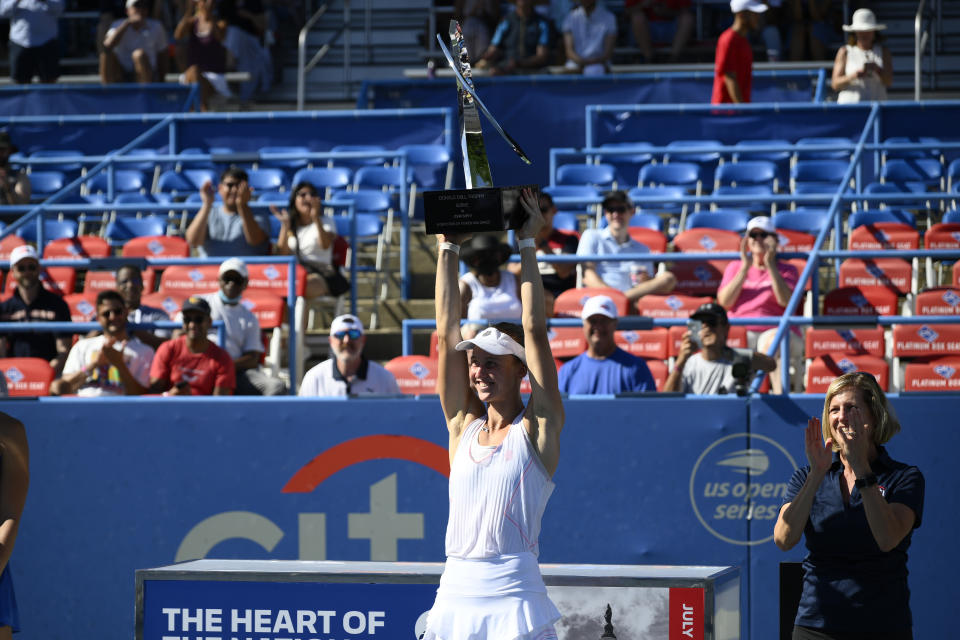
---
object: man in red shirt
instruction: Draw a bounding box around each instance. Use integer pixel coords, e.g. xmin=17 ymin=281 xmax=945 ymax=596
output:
xmin=712 ymin=0 xmax=767 ymax=104
xmin=149 ymin=296 xmax=235 ymax=395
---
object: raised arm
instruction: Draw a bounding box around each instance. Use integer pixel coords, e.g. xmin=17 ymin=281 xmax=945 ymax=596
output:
xmin=517 ymin=189 xmax=564 ymax=476
xmin=435 ymin=232 xmax=484 ymax=449
xmin=0 ymin=414 xmax=28 ymax=576
xmin=775 ymin=417 xmax=831 ymax=550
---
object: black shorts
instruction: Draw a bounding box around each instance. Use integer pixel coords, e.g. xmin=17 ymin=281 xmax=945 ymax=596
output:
xmin=9 ymin=39 xmax=60 ymax=84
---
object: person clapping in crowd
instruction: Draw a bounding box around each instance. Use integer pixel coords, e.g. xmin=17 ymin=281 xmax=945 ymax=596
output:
xmin=185 ymin=168 xmax=271 ymax=257
xmin=51 ymin=290 xmax=154 ymax=397
xmin=775 ymin=372 xmax=924 ymax=640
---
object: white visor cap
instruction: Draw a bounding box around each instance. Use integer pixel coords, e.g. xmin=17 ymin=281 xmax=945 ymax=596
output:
xmin=455 ymin=326 xmax=526 ymax=364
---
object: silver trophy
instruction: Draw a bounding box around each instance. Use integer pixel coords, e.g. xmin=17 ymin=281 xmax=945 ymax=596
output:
xmin=423 ymin=21 xmax=536 ymax=235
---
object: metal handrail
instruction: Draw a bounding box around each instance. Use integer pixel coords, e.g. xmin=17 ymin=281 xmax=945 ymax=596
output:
xmin=915 ymin=0 xmax=928 ymax=101
xmin=297 ymin=0 xmax=352 ymax=110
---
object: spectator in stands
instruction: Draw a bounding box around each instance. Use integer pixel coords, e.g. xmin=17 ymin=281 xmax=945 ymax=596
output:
xmin=220 ymin=0 xmax=272 ymax=101
xmin=562 ymin=0 xmax=617 ymax=75
xmin=577 ymin=190 xmax=676 ymax=303
xmin=475 ymin=0 xmax=552 ymax=75
xmin=717 ymin=216 xmax=802 ymax=394
xmin=459 ymin=235 xmax=523 ymax=337
xmin=558 ymin=294 xmax=656 ymax=394
xmin=454 ymin=0 xmax=501 ymax=66
xmin=789 ymin=0 xmax=835 ymax=62
xmin=831 ymin=8 xmax=891 ymax=104
xmin=174 ymin=0 xmax=231 ymax=112
xmin=775 ymin=372 xmax=923 ymax=639
xmin=51 ymin=290 xmax=154 ymax=397
xmin=194 ymin=258 xmax=285 ymax=396
xmin=299 ymin=314 xmax=400 ymax=397
xmin=625 ymin=0 xmax=693 ymax=64
xmin=271 ymin=181 xmax=349 ymax=299
xmin=185 ymin=168 xmax=271 ymax=257
xmin=115 ymin=264 xmax=169 ymax=350
xmin=711 ymin=0 xmax=767 ymax=104
xmin=0 ymin=245 xmax=71 ymax=376
xmin=663 ymin=301 xmax=775 ymax=394
xmin=507 ymin=192 xmax=578 ymax=304
xmin=0 ymin=131 xmax=30 ymax=206
xmin=149 ymin=295 xmax=235 ymax=395
xmin=0 ymin=0 xmax=63 ymax=84
xmin=100 ymin=0 xmax=169 ymax=84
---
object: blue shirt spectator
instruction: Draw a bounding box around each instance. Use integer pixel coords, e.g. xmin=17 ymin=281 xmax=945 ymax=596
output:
xmin=478 ymin=0 xmax=552 ymax=75
xmin=185 ymin=168 xmax=271 ymax=258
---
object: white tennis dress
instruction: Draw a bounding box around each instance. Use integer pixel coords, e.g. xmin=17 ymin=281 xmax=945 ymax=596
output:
xmin=424 ymin=412 xmax=560 ymax=640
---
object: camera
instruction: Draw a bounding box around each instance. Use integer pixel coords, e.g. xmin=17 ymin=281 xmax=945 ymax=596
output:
xmin=730 ymin=352 xmax=752 ymax=397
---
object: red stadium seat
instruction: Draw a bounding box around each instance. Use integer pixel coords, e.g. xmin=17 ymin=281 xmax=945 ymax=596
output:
xmin=903 ymin=358 xmax=960 ymax=392
xmin=554 ymin=287 xmax=629 ymax=318
xmin=615 ymin=327 xmax=668 ymax=359
xmin=776 ymin=228 xmax=816 ymax=252
xmin=891 ymin=323 xmax=960 ymax=359
xmin=158 ymin=264 xmax=220 ymax=294
xmin=43 ymin=235 xmax=110 ymax=259
xmin=838 ymin=258 xmax=913 ymax=296
xmin=64 ymin=292 xmax=99 ymax=322
xmin=121 ymin=235 xmax=190 ymax=258
xmin=822 ymin=286 xmax=899 ymax=316
xmin=922 ymin=224 xmax=960 ymax=287
xmin=140 ymin=292 xmax=184 ymax=319
xmin=914 ymin=287 xmax=960 ymax=316
xmin=637 ymin=293 xmax=711 ymax=319
xmin=5 ymin=266 xmax=76 ymax=298
xmin=384 ymin=355 xmax=438 ymax=395
xmin=806 ymin=355 xmax=889 ymax=393
xmin=240 ymin=291 xmax=286 ymax=329
xmin=645 ymin=358 xmax=668 ymax=391
xmin=83 ymin=270 xmax=117 ymax=293
xmin=804 ymin=328 xmax=885 ymax=359
xmin=0 ymin=235 xmax=26 ymax=260
xmin=670 ymin=227 xmax=740 ymax=296
xmin=0 ymin=357 xmax=56 ymax=396
xmin=245 ymin=263 xmax=308 ymax=298
xmin=547 ymin=326 xmax=587 ymax=358
xmin=848 ymin=223 xmax=919 ymax=251
xmin=627 ymin=227 xmax=668 ymax=253
xmin=668 ymin=324 xmax=747 ymax=357
xmin=954 ymin=263 xmax=960 ymax=288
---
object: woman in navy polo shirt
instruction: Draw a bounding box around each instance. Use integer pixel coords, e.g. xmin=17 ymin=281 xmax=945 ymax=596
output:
xmin=774 ymin=372 xmax=924 ymax=640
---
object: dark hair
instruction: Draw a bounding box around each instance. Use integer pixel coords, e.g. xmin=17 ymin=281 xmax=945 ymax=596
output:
xmin=847 ymin=31 xmax=884 ymax=46
xmin=96 ymin=290 xmax=125 ymax=309
xmin=116 ymin=264 xmax=141 ymax=279
xmin=219 ymin=167 xmax=248 ymax=183
xmin=287 ymin=181 xmax=318 ymax=214
xmin=602 ymin=190 xmax=632 ymax=211
xmin=492 ymin=321 xmax=524 ymax=347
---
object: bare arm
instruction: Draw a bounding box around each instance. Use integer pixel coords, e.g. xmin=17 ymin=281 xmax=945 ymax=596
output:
xmin=212 ymin=385 xmax=233 ymax=395
xmin=563 ymin=32 xmax=583 ymax=66
xmin=185 ymin=181 xmax=215 ymax=248
xmin=235 ymin=183 xmax=268 ymax=248
xmin=103 ymin=19 xmax=131 ymax=50
xmin=663 ymin=332 xmax=694 ymax=392
xmin=830 ymin=46 xmax=850 ymax=91
xmin=0 ymin=415 xmax=28 ymax=576
xmin=174 ymin=13 xmax=194 ymax=40
xmin=580 ymin=264 xmax=607 ymax=288
xmin=751 ymin=350 xmax=777 ymax=373
xmin=717 ymin=237 xmax=749 ymax=309
xmin=233 ymin=350 xmax=262 ymax=372
xmin=722 ymin=72 xmax=744 ymax=103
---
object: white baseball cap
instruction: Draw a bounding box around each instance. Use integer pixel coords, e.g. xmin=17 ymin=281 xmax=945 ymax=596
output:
xmin=218 ymin=257 xmax=248 ymax=279
xmin=9 ymin=245 xmax=39 ymax=268
xmin=330 ymin=314 xmax=364 ymax=336
xmin=730 ymin=0 xmax=768 ymax=13
xmin=746 ymin=216 xmax=776 ymax=235
xmin=581 ymin=295 xmax=618 ymax=321
xmin=455 ymin=326 xmax=526 ymax=364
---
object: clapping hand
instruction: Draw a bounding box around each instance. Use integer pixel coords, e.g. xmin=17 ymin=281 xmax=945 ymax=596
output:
xmin=805 ymin=417 xmax=833 ymax=474
xmin=762 ymin=235 xmax=778 ymax=269
xmin=517 ymin=187 xmax=545 ymax=241
xmin=835 ymin=405 xmax=872 ymax=474
xmin=270 ymin=205 xmax=290 ymax=226
xmin=200 ymin=179 xmax=215 ymax=206
xmin=237 ymin=180 xmax=253 ymax=207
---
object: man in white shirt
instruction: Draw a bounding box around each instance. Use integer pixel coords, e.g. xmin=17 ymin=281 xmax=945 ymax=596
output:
xmin=299 ymin=314 xmax=400 ymax=397
xmin=51 ymin=290 xmax=154 ymax=397
xmin=562 ymin=0 xmax=617 ymax=75
xmin=1 ymin=0 xmax=63 ymax=84
xmin=100 ymin=0 xmax=168 ymax=84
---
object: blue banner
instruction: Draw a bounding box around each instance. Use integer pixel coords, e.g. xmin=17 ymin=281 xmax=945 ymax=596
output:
xmin=0 ymin=84 xmax=195 ymax=116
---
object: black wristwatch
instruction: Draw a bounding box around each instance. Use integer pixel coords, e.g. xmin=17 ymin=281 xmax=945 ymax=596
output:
xmin=855 ymin=473 xmax=878 ymax=489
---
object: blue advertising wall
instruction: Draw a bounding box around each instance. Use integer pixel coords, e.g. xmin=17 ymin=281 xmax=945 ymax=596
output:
xmin=0 ymin=84 xmax=195 ymax=116
xmin=2 ymin=394 xmax=953 ymax=640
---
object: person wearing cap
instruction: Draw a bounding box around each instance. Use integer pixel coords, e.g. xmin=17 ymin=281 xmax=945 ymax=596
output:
xmin=576 ymin=190 xmax=677 ymax=303
xmin=459 ymin=235 xmax=523 ymax=335
xmin=186 ymin=168 xmax=271 ymax=258
xmin=425 ymin=189 xmax=563 ymax=640
xmin=0 ymin=0 xmax=63 ymax=84
xmin=711 ymin=0 xmax=767 ymax=104
xmin=558 ymin=294 xmax=656 ymax=394
xmin=717 ymin=216 xmax=802 ymax=393
xmin=51 ymin=290 xmax=154 ymax=397
xmin=101 ymin=0 xmax=169 ymax=84
xmin=188 ymin=258 xmax=285 ymax=396
xmin=298 ymin=314 xmax=399 ymax=397
xmin=664 ymin=301 xmax=775 ymax=394
xmin=0 ymin=132 xmax=30 ymax=206
xmin=0 ymin=245 xmax=72 ymax=376
xmin=831 ymin=8 xmax=891 ymax=104
xmin=149 ymin=296 xmax=235 ymax=396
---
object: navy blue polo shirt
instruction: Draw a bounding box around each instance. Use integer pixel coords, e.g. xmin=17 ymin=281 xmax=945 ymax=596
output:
xmin=0 ymin=286 xmax=71 ymax=361
xmin=783 ymin=447 xmax=924 ymax=633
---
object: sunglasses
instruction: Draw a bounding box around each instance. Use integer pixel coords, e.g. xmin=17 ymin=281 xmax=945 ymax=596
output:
xmin=99 ymin=308 xmax=125 ymax=318
xmin=748 ymin=231 xmax=771 ymax=240
xmin=220 ymin=181 xmax=241 ymax=189
xmin=605 ymin=205 xmax=629 ymax=215
xmin=14 ymin=262 xmax=38 ymax=272
xmin=183 ymin=314 xmax=207 ymax=325
xmin=220 ymin=274 xmax=245 ymax=284
xmin=333 ymin=329 xmax=362 ymax=340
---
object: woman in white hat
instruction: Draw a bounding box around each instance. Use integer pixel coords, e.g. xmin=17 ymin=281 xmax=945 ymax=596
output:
xmin=424 ymin=189 xmax=564 ymax=640
xmin=831 ymin=8 xmax=892 ymax=103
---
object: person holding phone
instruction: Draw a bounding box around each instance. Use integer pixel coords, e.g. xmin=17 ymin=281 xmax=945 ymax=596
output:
xmin=664 ymin=302 xmax=775 ymax=394
xmin=831 ymin=9 xmax=891 ymax=104
xmin=716 ymin=216 xmax=801 ymax=393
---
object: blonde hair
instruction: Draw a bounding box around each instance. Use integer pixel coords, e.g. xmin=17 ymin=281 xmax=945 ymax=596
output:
xmin=821 ymin=372 xmax=900 ymax=450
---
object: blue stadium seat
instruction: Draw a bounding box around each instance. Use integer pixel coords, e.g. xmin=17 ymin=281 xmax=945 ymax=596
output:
xmin=246 ymin=168 xmax=288 ymax=193
xmin=28 ymin=150 xmax=86 ymax=180
xmin=639 ymin=163 xmax=701 ymax=194
xmin=543 ymin=184 xmax=600 ymax=199
xmin=947 ymin=158 xmax=960 ymax=191
xmin=258 ymin=145 xmax=310 ymax=173
xmin=862 ymin=182 xmax=928 ymax=212
xmin=398 ymin=144 xmax=452 ymax=190
xmin=177 ymin=147 xmax=216 ymax=171
xmin=685 ymin=209 xmax=751 ymax=233
xmin=791 ymin=160 xmax=850 ymax=193
xmin=597 ymin=142 xmax=654 ymax=188
xmin=28 ymin=170 xmax=67 ymax=200
xmin=85 ymin=170 xmax=148 ymax=195
xmin=628 ymin=212 xmax=663 ymax=231
xmin=18 ymin=219 xmax=78 ymax=245
xmin=663 ymin=139 xmax=723 ymax=186
xmin=882 ymin=136 xmax=941 ymax=161
xmin=628 ymin=185 xmax=687 ymax=214
xmin=733 ymin=139 xmax=791 ymax=185
xmin=330 ymin=144 xmax=388 ymax=169
xmin=848 ymin=209 xmax=916 ymax=230
xmin=773 ymin=208 xmax=831 ymax=235
xmin=881 ymin=158 xmax=943 ymax=190
xmin=944 ymin=210 xmax=960 ymax=223
xmin=119 ymin=148 xmax=163 ymax=173
xmin=795 ymin=137 xmax=852 ymax=160
xmin=291 ymin=167 xmax=352 ymax=197
xmin=156 ymin=170 xmax=195 ymax=198
xmin=712 ymin=185 xmax=774 ymax=213
xmin=104 ymin=215 xmax=167 ymax=244
xmin=183 ymin=169 xmax=218 ymax=190
xmin=329 ymin=189 xmax=392 ymax=214
xmin=714 ymin=161 xmax=778 ymax=189
xmin=552 ymin=211 xmax=580 ymax=232
xmin=556 ymin=163 xmax=616 ymax=189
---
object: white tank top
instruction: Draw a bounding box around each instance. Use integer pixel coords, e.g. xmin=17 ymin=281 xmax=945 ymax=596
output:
xmin=838 ymin=44 xmax=887 ymax=104
xmin=286 ymin=217 xmax=335 ymax=267
xmin=445 ymin=412 xmax=555 ymax=559
xmin=462 ymin=270 xmax=523 ymax=321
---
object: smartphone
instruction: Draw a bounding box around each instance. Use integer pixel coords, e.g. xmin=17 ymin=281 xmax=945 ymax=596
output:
xmin=687 ymin=319 xmax=703 ymax=350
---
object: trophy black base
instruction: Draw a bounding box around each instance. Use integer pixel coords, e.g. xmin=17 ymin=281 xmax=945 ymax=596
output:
xmin=424 ymin=185 xmax=539 ymax=235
